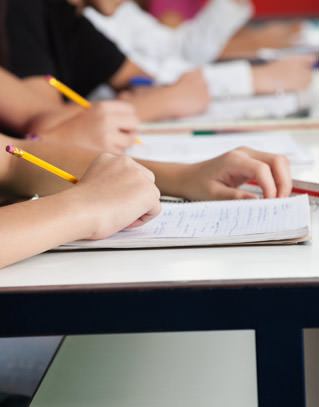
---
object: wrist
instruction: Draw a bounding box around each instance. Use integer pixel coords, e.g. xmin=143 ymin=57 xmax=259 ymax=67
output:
xmin=162 ymin=86 xmax=184 ymax=119
xmin=252 ymin=66 xmax=273 ymax=95
xmin=67 ymin=184 xmax=123 ymax=240
xmin=161 ymin=162 xmax=191 ymax=198
xmin=57 ymin=187 xmax=98 ymax=241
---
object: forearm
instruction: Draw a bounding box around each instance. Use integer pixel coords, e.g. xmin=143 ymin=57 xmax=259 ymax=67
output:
xmin=109 ymin=59 xmax=149 ymax=89
xmin=134 ymin=159 xmax=187 ymax=197
xmin=0 ymin=69 xmax=58 ymax=134
xmin=0 ymin=135 xmax=98 ymax=197
xmin=128 ymin=87 xmax=178 ymax=122
xmin=0 ymin=190 xmax=89 ymax=268
xmin=0 ymin=69 xmax=81 ymax=135
xmin=28 ymin=104 xmax=83 ymax=135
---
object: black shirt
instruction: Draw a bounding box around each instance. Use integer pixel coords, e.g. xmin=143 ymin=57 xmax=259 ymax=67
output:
xmin=6 ymin=0 xmax=126 ymax=96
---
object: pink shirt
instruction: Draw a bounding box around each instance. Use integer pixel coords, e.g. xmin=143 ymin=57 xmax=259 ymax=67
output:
xmin=148 ymin=0 xmax=207 ymax=20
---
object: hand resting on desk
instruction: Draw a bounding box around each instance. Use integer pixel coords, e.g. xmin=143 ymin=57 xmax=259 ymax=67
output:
xmin=143 ymin=147 xmax=292 ymax=201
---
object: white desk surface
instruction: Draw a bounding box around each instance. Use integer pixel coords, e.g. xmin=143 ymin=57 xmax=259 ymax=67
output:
xmin=1 ymin=130 xmax=319 ymax=291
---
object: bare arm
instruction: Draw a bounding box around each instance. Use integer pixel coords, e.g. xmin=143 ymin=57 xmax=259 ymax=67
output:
xmin=119 ymin=70 xmax=211 ymax=122
xmin=109 ymin=59 xmax=148 ymax=89
xmin=0 ymin=130 xmax=292 ymax=202
xmin=0 ymin=150 xmax=161 ymax=269
xmin=0 ymin=190 xmax=90 ymax=268
xmin=0 ymin=69 xmax=57 ymax=133
xmin=0 ymin=134 xmax=97 ymax=197
xmin=135 ymin=146 xmax=292 ymax=200
xmin=221 ymin=22 xmax=302 ymax=59
xmin=0 ymin=68 xmax=83 ymax=134
xmin=21 ymin=59 xmax=148 ymax=100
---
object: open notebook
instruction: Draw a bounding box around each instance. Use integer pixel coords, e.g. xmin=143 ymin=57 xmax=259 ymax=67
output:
xmin=58 ymin=195 xmax=311 ymax=250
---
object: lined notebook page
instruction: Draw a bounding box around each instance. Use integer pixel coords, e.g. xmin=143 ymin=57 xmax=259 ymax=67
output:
xmin=127 ymin=133 xmax=312 ymax=166
xmin=61 ymin=195 xmax=310 ymax=250
xmin=110 ymin=195 xmax=310 ymax=239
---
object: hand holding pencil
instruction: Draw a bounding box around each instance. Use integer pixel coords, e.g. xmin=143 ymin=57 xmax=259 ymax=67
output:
xmin=46 ymin=76 xmax=142 ymax=149
xmin=5 ymin=145 xmax=161 ymax=238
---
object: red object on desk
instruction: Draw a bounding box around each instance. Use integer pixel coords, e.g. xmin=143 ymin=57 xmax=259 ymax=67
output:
xmin=248 ymin=180 xmax=319 ymax=198
xmin=252 ymin=0 xmax=319 ymax=17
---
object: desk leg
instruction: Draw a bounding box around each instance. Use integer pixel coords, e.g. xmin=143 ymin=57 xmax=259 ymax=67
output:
xmin=255 ymin=327 xmax=305 ymax=407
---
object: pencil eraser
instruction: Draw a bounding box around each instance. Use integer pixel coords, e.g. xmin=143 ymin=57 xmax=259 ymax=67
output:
xmin=6 ymin=145 xmax=15 ymax=153
xmin=45 ymin=75 xmax=53 ymax=81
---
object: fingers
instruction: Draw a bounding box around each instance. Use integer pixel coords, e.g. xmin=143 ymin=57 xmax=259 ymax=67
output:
xmin=117 ymin=91 xmax=134 ymax=102
xmin=234 ymin=156 xmax=278 ymax=198
xmin=235 ymin=148 xmax=292 ymax=198
xmin=96 ymin=100 xmax=135 ymax=113
xmin=126 ymin=183 xmax=161 ymax=228
xmin=209 ymin=183 xmax=259 ymax=201
xmin=114 ymin=132 xmax=137 ymax=152
xmin=117 ymin=115 xmax=140 ymax=132
xmin=241 ymin=149 xmax=292 ymax=197
xmin=128 ymin=199 xmax=162 ymax=228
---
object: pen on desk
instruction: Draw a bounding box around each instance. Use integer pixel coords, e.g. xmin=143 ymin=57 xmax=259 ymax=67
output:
xmin=129 ymin=77 xmax=155 ymax=87
xmin=6 ymin=146 xmax=79 ymax=184
xmin=193 ymin=129 xmax=240 ymax=136
xmin=193 ymin=130 xmax=218 ymax=136
xmin=247 ymin=180 xmax=319 ymax=198
xmin=46 ymin=75 xmax=142 ymax=145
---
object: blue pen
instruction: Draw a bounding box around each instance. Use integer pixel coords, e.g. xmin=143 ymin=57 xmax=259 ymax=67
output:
xmin=130 ymin=76 xmax=155 ymax=87
xmin=313 ymin=61 xmax=319 ymax=70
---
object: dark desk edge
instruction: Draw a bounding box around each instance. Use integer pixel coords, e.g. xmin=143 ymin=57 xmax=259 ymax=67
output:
xmin=1 ymin=277 xmax=319 ymax=294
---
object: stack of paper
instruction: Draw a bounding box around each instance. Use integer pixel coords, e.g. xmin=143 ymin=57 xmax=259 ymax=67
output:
xmin=59 ymin=195 xmax=310 ymax=250
xmin=127 ymin=132 xmax=312 ymax=165
xmin=173 ymin=93 xmax=309 ymax=123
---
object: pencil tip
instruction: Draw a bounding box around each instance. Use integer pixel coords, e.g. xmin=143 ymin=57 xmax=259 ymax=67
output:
xmin=6 ymin=145 xmax=15 ymax=154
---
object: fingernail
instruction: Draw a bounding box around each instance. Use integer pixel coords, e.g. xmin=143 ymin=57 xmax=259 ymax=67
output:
xmin=25 ymin=133 xmax=41 ymax=141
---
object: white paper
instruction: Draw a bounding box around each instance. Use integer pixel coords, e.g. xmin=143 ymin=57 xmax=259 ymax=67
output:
xmin=61 ymin=195 xmax=310 ymax=249
xmin=113 ymin=195 xmax=309 ymax=238
xmin=295 ymin=21 xmax=319 ymax=47
xmin=127 ymin=132 xmax=312 ymax=165
xmin=173 ymin=93 xmax=305 ymax=123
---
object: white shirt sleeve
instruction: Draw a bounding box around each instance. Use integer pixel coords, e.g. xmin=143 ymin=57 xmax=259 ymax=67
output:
xmin=84 ymin=3 xmax=254 ymax=99
xmin=174 ymin=0 xmax=254 ymax=64
xmin=202 ymin=61 xmax=254 ymax=98
xmin=84 ymin=0 xmax=253 ymax=64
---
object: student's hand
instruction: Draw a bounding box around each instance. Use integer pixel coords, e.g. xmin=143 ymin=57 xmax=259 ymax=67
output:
xmin=176 ymin=147 xmax=292 ymax=201
xmin=72 ymin=154 xmax=161 ymax=240
xmin=251 ymin=21 xmax=302 ymax=49
xmin=252 ymin=56 xmax=316 ymax=94
xmin=166 ymin=70 xmax=211 ymax=118
xmin=221 ymin=22 xmax=302 ymax=58
xmin=119 ymin=70 xmax=210 ymax=122
xmin=41 ymin=101 xmax=139 ymax=154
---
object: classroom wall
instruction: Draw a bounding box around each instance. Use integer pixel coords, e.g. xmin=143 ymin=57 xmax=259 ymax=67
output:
xmin=252 ymin=0 xmax=319 ymax=17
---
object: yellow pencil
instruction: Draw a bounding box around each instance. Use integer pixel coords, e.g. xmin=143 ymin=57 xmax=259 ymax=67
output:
xmin=46 ymin=75 xmax=142 ymax=145
xmin=46 ymin=75 xmax=91 ymax=109
xmin=6 ymin=146 xmax=79 ymax=184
